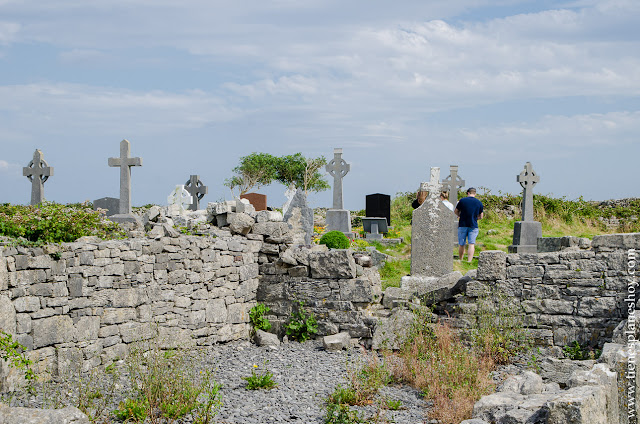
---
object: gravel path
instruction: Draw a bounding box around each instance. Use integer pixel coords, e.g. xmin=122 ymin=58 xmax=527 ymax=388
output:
xmin=4 ymin=339 xmax=429 ymax=424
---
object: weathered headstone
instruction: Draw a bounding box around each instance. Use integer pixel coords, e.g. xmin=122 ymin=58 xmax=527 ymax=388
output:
xmin=167 ymin=185 xmax=193 ymax=215
xmin=409 ymin=167 xmax=453 ymax=277
xmin=93 ymin=197 xmax=119 ymax=216
xmin=23 ymin=149 xmax=53 ymax=205
xmin=508 ymin=162 xmax=542 ymax=253
xmin=365 ymin=193 xmax=391 ymax=226
xmin=362 ymin=217 xmax=388 ymax=241
xmin=283 ymin=188 xmax=314 ymax=245
xmin=282 ymin=185 xmax=297 ymax=216
xmin=184 ymin=175 xmax=207 ymax=211
xmin=108 ymin=139 xmax=142 ymax=215
xmin=240 ymin=192 xmax=267 ymax=211
xmin=441 ymin=165 xmax=465 ymax=244
xmin=325 ymin=148 xmax=353 ymax=236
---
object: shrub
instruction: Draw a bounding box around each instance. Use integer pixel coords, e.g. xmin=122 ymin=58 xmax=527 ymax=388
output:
xmin=563 ymin=341 xmax=601 ymax=360
xmin=285 ymin=301 xmax=318 ymax=342
xmin=0 ymin=202 xmax=124 ymax=244
xmin=319 ymin=231 xmax=350 ymax=249
xmin=249 ymin=303 xmax=272 ymax=332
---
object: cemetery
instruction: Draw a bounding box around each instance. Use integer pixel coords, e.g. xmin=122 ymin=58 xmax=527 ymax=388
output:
xmin=0 ymin=142 xmax=639 ymax=424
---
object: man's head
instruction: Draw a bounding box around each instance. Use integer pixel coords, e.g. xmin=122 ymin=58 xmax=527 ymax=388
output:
xmin=466 ymin=187 xmax=477 ymax=197
xmin=416 ymin=190 xmax=428 ymax=205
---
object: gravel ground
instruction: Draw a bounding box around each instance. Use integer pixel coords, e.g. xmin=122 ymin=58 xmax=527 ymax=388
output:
xmin=3 ymin=339 xmax=429 ymax=424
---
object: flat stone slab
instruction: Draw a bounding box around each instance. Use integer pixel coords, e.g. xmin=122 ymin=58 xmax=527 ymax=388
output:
xmin=323 ymin=332 xmax=351 ymax=351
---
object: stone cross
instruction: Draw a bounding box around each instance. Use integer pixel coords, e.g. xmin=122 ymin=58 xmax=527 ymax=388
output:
xmin=167 ymin=185 xmax=193 ymax=213
xmin=325 ymin=148 xmax=350 ymax=210
xmin=23 ymin=149 xmax=54 ymax=205
xmin=441 ymin=165 xmax=465 ymax=205
xmin=184 ymin=175 xmax=208 ymax=211
xmin=108 ymin=139 xmax=142 ymax=215
xmin=282 ymin=184 xmax=297 ymax=216
xmin=517 ymin=162 xmax=540 ymax=221
xmin=419 ymin=167 xmax=442 ymax=203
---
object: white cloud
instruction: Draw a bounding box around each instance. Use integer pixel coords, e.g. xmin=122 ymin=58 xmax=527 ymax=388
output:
xmin=0 ymin=159 xmax=21 ymax=176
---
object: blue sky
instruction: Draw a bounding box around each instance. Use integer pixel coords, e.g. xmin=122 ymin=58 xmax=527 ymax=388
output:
xmin=0 ymin=0 xmax=638 ymax=211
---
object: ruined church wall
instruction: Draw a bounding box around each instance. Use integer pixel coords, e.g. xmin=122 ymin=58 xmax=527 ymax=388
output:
xmin=0 ymin=232 xmax=267 ymax=378
xmin=458 ymin=233 xmax=639 ymax=347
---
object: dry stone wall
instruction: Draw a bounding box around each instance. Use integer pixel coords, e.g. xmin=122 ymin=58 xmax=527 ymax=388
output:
xmin=452 ymin=233 xmax=639 ymax=348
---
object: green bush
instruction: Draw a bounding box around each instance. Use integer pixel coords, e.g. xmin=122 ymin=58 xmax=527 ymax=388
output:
xmin=249 ymin=303 xmax=272 ymax=332
xmin=319 ymin=231 xmax=350 ymax=249
xmin=0 ymin=202 xmax=124 ymax=244
xmin=285 ymin=301 xmax=318 ymax=342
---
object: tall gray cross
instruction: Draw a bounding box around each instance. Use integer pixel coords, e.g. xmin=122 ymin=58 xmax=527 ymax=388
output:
xmin=23 ymin=149 xmax=53 ymax=205
xmin=184 ymin=175 xmax=208 ymax=211
xmin=108 ymin=139 xmax=142 ymax=215
xmin=517 ymin=162 xmax=539 ymax=221
xmin=419 ymin=167 xmax=442 ymax=203
xmin=441 ymin=165 xmax=465 ymax=205
xmin=325 ymin=148 xmax=350 ymax=210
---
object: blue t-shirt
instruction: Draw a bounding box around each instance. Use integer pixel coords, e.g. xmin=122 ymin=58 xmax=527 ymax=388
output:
xmin=456 ymin=197 xmax=483 ymax=228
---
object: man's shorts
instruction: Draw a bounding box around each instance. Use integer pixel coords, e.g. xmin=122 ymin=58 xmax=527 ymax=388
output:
xmin=458 ymin=227 xmax=479 ymax=245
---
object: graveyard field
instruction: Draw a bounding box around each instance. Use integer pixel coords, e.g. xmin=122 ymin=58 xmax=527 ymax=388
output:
xmin=372 ymin=191 xmax=638 ymax=289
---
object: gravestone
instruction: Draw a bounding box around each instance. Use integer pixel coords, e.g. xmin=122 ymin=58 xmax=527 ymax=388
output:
xmin=23 ymin=149 xmax=53 ymax=205
xmin=508 ymin=162 xmax=542 ymax=253
xmin=184 ymin=175 xmax=207 ymax=211
xmin=362 ymin=217 xmax=388 ymax=241
xmin=283 ymin=188 xmax=314 ymax=245
xmin=282 ymin=185 xmax=297 ymax=216
xmin=441 ymin=165 xmax=465 ymax=244
xmin=409 ymin=167 xmax=453 ymax=277
xmin=108 ymin=139 xmax=142 ymax=219
xmin=325 ymin=148 xmax=353 ymax=237
xmin=240 ymin=192 xmax=267 ymax=211
xmin=93 ymin=197 xmax=119 ymax=216
xmin=167 ymin=185 xmax=193 ymax=215
xmin=365 ymin=193 xmax=391 ymax=226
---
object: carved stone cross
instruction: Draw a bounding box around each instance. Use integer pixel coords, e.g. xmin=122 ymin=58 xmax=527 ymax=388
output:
xmin=23 ymin=149 xmax=53 ymax=205
xmin=441 ymin=165 xmax=465 ymax=205
xmin=517 ymin=162 xmax=539 ymax=221
xmin=184 ymin=175 xmax=208 ymax=211
xmin=168 ymin=185 xmax=193 ymax=212
xmin=325 ymin=148 xmax=350 ymax=210
xmin=108 ymin=139 xmax=142 ymax=215
xmin=419 ymin=167 xmax=442 ymax=203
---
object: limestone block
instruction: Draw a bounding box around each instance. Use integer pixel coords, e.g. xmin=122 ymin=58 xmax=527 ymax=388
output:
xmin=158 ymin=327 xmax=195 ymax=349
xmin=206 ymin=299 xmax=227 ymax=323
xmin=254 ymin=329 xmax=280 ymax=348
xmin=118 ymin=322 xmax=156 ymax=343
xmin=372 ymin=309 xmax=414 ymax=350
xmin=0 ymin=404 xmax=90 ymax=424
xmin=308 ymin=250 xmax=357 ymax=279
xmin=251 ymin=221 xmax=290 ymax=237
xmin=545 ymin=385 xmax=608 ymax=424
xmin=600 ymin=342 xmax=640 ymax=424
xmin=506 ymin=265 xmax=544 ymax=279
xmin=0 ymin=295 xmax=16 ymax=334
xmin=382 ymin=286 xmax=411 ymax=309
xmin=566 ymin=363 xmax=618 ymax=424
xmin=12 ymin=296 xmax=40 ymax=313
xmin=111 ymin=288 xmax=146 ymax=308
xmin=101 ymin=308 xmax=137 ymax=325
xmin=75 ymin=316 xmax=100 ymax=342
xmin=239 ymin=263 xmax=259 ymax=281
xmin=472 ymin=392 xmax=549 ymax=424
xmin=476 ymin=250 xmax=507 ymax=280
xmin=323 ymin=332 xmax=351 ymax=351
xmin=32 ymin=315 xmax=75 ymax=348
xmin=0 ymin=257 xmax=7 ymax=290
xmin=228 ymin=212 xmax=255 ymax=235
xmin=576 ymin=296 xmax=616 ymax=317
xmin=592 ymin=233 xmax=640 ymax=251
xmin=339 ymin=279 xmax=373 ymax=304
xmin=256 ymin=210 xmax=283 ymax=222
xmin=498 ymin=370 xmax=544 ymax=395
xmin=522 ymin=299 xmax=575 ymax=315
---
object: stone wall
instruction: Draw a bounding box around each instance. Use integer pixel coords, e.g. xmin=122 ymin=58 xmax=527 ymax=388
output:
xmin=452 ymin=233 xmax=639 ymax=348
xmin=0 ymin=230 xmax=269 ymax=384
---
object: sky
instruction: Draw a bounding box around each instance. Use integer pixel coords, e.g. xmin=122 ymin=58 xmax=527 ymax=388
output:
xmin=0 ymin=0 xmax=638 ymax=211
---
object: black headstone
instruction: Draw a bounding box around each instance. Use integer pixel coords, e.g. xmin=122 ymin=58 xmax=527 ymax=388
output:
xmin=365 ymin=193 xmax=391 ymax=225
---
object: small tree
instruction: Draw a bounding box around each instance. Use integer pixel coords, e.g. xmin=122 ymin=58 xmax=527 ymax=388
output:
xmin=275 ymin=154 xmax=329 ymax=194
xmin=224 ymin=152 xmax=279 ymax=196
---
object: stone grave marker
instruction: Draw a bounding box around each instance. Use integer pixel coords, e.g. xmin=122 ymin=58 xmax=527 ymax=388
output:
xmin=325 ymin=148 xmax=353 ymax=236
xmin=366 ymin=193 xmax=391 ymax=226
xmin=508 ymin=162 xmax=542 ymax=253
xmin=93 ymin=197 xmax=119 ymax=216
xmin=167 ymin=185 xmax=193 ymax=215
xmin=23 ymin=149 xmax=53 ymax=205
xmin=409 ymin=167 xmax=453 ymax=277
xmin=441 ymin=165 xmax=465 ymax=244
xmin=240 ymin=192 xmax=267 ymax=211
xmin=282 ymin=184 xmax=297 ymax=216
xmin=362 ymin=217 xmax=388 ymax=241
xmin=108 ymin=139 xmax=142 ymax=215
xmin=283 ymin=188 xmax=314 ymax=245
xmin=184 ymin=175 xmax=207 ymax=211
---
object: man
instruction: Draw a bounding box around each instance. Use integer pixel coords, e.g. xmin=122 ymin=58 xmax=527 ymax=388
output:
xmin=455 ymin=187 xmax=483 ymax=262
